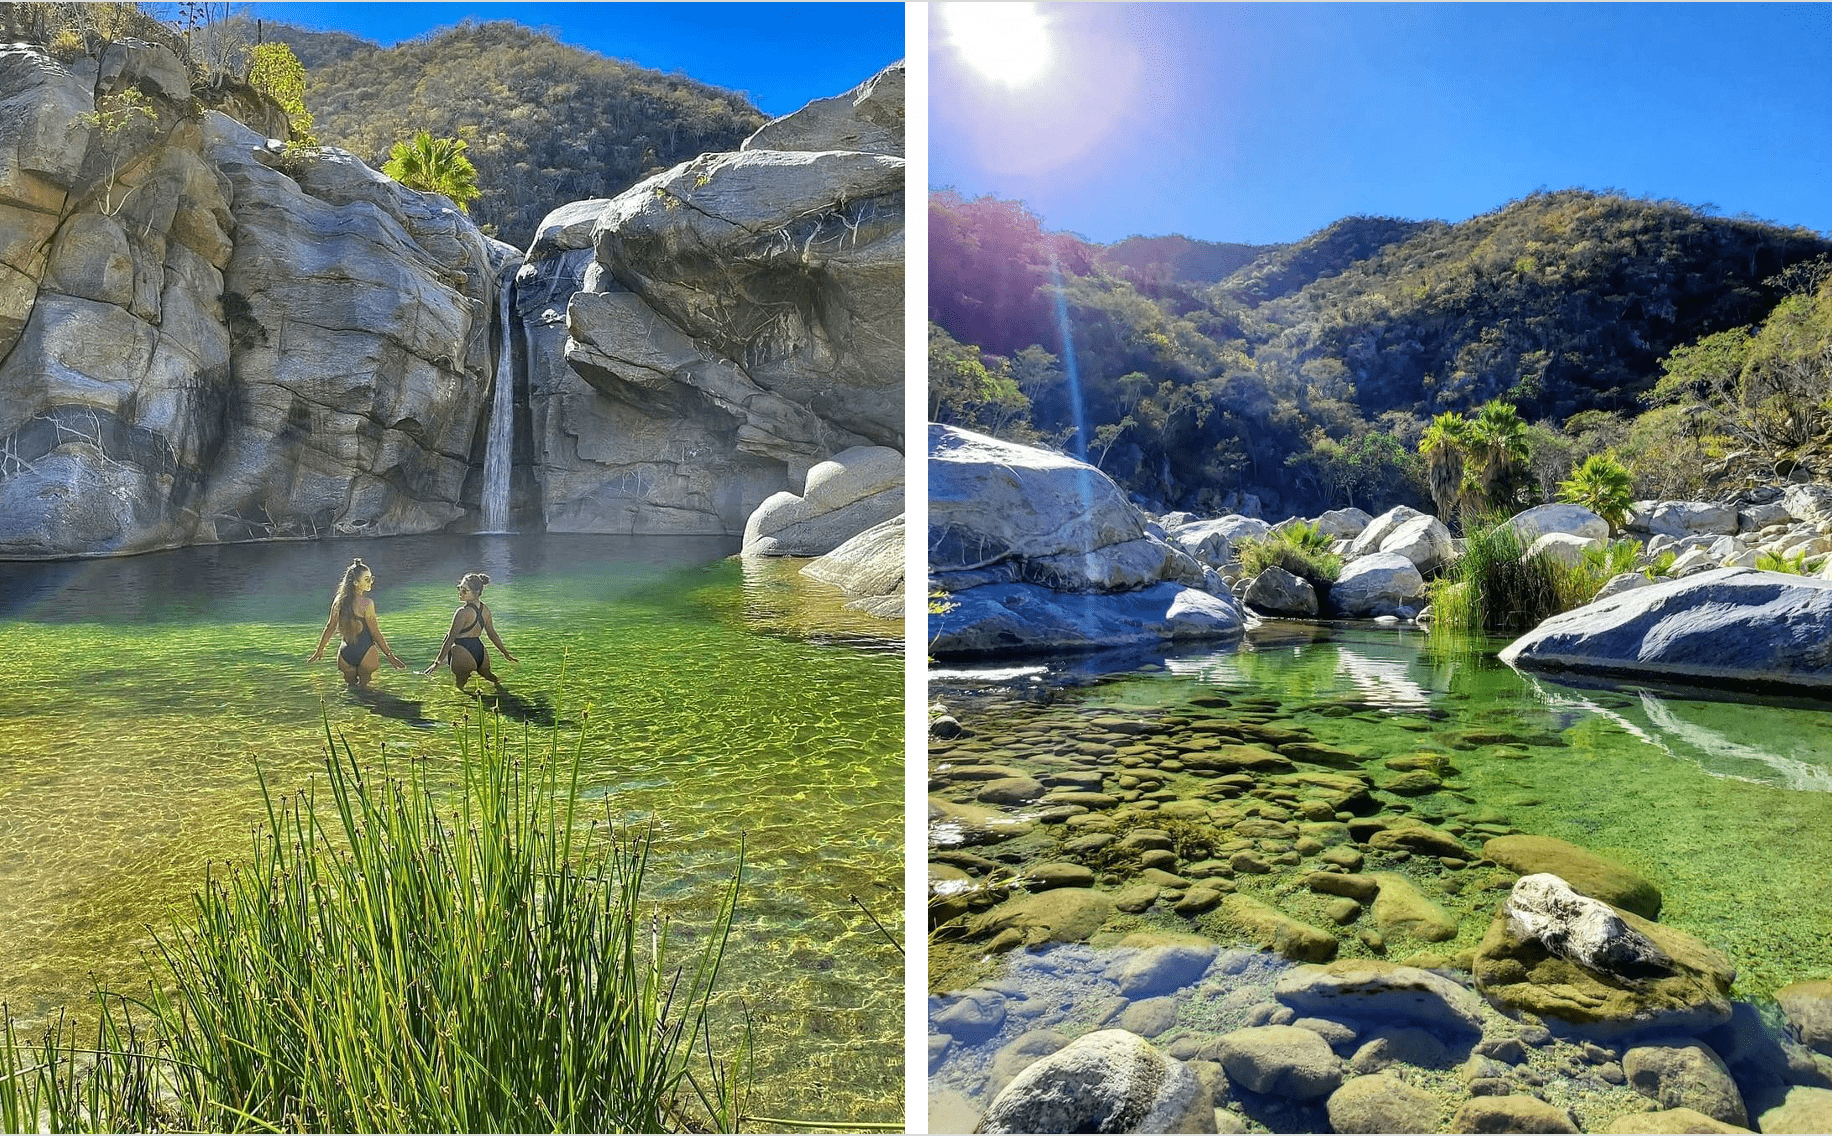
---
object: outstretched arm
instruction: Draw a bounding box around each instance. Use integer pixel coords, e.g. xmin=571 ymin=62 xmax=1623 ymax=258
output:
xmin=422 ymin=610 xmax=463 ymax=673
xmin=308 ymin=609 xmax=337 ymax=661
xmin=365 ymin=602 xmax=408 ymax=670
xmin=482 ymin=605 xmax=517 ymax=662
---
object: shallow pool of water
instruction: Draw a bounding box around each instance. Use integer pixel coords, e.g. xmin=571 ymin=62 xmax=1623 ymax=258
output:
xmin=1 ymin=533 xmax=903 ymax=1125
xmin=932 ymin=620 xmax=1832 ymax=999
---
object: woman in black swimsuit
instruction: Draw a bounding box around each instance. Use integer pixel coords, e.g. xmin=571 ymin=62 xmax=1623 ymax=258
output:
xmin=423 ymin=571 xmax=517 ymax=690
xmin=308 ymin=557 xmax=407 ymax=687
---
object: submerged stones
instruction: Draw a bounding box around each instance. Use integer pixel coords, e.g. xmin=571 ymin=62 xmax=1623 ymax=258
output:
xmin=1484 ymin=835 xmax=1663 ymax=920
xmin=1275 ymin=960 xmax=1485 ymax=1037
xmin=1474 ymin=878 xmax=1735 ymax=1037
xmin=977 ymin=1029 xmax=1215 ymax=1135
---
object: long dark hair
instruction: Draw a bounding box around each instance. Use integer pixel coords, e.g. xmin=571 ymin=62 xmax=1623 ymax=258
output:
xmin=334 ymin=558 xmax=370 ymax=629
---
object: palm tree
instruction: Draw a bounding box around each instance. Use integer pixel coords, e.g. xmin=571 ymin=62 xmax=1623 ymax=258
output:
xmin=1469 ymin=400 xmax=1531 ymax=511
xmin=383 ymin=131 xmax=481 ymax=213
xmin=1557 ymin=453 xmax=1635 ymax=532
xmin=1418 ymin=411 xmax=1470 ymax=520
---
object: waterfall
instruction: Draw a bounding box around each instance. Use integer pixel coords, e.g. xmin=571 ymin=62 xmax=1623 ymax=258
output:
xmin=480 ymin=275 xmax=515 ymax=533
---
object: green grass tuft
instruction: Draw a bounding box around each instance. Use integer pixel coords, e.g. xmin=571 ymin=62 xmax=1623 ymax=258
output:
xmin=1237 ymin=521 xmax=1343 ymax=590
xmin=3 ymin=712 xmax=749 ymax=1133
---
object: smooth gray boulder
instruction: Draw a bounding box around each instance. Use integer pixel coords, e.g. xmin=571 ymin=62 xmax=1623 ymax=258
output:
xmin=1378 ymin=513 xmax=1455 ymax=573
xmin=1243 ymin=566 xmax=1318 ymax=617
xmin=1347 ymin=505 xmax=1425 ymax=558
xmin=1646 ymin=501 xmax=1738 ymax=537
xmin=1509 ymin=502 xmax=1610 ymax=543
xmin=977 ymin=1029 xmax=1215 ymax=1134
xmin=1326 ymin=1073 xmax=1441 ymax=1134
xmin=930 ymin=426 xmax=1246 ymax=654
xmin=1212 ymin=1024 xmax=1342 ymax=1099
xmin=1778 ymin=980 xmax=1832 ymax=1057
xmin=1275 ymin=960 xmax=1485 ymax=1037
xmin=1623 ymin=1039 xmax=1748 ymax=1127
xmin=800 ymin=514 xmax=903 ymax=615
xmin=1170 ymin=515 xmax=1269 ymax=566
xmin=1312 ymin=507 xmax=1373 ymax=539
xmin=1782 ymin=484 xmax=1832 ymax=528
xmin=1526 ymin=531 xmax=1603 ymax=567
xmin=1330 ymin=552 xmax=1425 ymax=617
xmin=742 ymin=445 xmax=904 ymax=556
xmin=1500 ymin=567 xmax=1832 ymax=691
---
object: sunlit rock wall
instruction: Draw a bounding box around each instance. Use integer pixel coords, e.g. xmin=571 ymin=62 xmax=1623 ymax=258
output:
xmin=518 ymin=60 xmax=906 ymax=535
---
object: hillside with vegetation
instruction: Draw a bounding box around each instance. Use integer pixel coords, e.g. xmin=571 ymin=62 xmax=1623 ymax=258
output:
xmin=931 ymin=188 xmax=1832 ymax=518
xmin=265 ymin=19 xmax=768 ymax=248
xmin=0 ymin=7 xmax=768 ymax=250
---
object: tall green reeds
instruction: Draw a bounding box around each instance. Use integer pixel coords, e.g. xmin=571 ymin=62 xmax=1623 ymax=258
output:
xmin=1428 ymin=517 xmax=1653 ymax=635
xmin=2 ymin=712 xmax=748 ymax=1134
xmin=1426 ymin=517 xmax=1566 ymax=635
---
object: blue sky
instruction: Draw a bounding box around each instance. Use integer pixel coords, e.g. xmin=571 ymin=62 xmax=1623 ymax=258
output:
xmin=244 ymin=2 xmax=903 ymax=117
xmin=931 ymin=3 xmax=1832 ymax=246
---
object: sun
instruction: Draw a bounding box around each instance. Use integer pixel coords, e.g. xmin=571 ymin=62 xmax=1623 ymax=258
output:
xmin=940 ymin=3 xmax=1050 ymax=88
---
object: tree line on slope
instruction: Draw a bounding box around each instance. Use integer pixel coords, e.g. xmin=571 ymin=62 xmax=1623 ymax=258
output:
xmin=930 ymin=188 xmax=1832 ymax=521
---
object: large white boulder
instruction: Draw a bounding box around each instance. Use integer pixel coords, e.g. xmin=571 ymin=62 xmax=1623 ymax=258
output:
xmin=1330 ymin=552 xmax=1426 ymax=617
xmin=1378 ymin=513 xmax=1455 ymax=574
xmin=1508 ymin=502 xmax=1609 ymax=543
xmin=1501 ymin=567 xmax=1832 ymax=691
xmin=1169 ymin=514 xmax=1270 ymax=567
xmin=1346 ymin=505 xmax=1425 ymax=559
xmin=1526 ymin=531 xmax=1603 ymax=567
xmin=742 ymin=445 xmax=903 ymax=556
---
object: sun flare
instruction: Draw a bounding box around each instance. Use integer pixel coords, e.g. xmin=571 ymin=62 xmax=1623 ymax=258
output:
xmin=941 ymin=3 xmax=1050 ymax=88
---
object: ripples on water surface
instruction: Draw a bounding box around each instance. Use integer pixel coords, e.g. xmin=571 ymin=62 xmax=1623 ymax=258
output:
xmin=1 ymin=533 xmax=903 ymax=1125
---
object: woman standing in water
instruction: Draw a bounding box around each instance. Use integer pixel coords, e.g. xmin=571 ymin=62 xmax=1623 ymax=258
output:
xmin=307 ymin=557 xmax=408 ymax=687
xmin=423 ymin=571 xmax=517 ymax=691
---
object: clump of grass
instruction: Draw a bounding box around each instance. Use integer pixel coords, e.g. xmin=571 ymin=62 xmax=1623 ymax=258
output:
xmin=1237 ymin=521 xmax=1343 ymax=590
xmin=2 ymin=712 xmax=749 ymax=1134
xmin=1756 ymin=548 xmax=1813 ymax=575
xmin=1426 ymin=517 xmax=1566 ymax=634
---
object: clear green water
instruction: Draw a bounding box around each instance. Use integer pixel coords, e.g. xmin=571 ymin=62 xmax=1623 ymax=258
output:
xmin=935 ymin=620 xmax=1832 ymax=999
xmin=0 ymin=534 xmax=903 ymax=1125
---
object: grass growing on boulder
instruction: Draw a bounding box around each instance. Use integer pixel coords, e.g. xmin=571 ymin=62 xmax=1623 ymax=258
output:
xmin=1 ymin=712 xmax=747 ymax=1134
xmin=1236 ymin=521 xmax=1342 ymax=592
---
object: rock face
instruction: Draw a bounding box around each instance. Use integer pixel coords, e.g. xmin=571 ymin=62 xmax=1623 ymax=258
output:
xmin=0 ymin=46 xmax=902 ymax=557
xmin=1330 ymin=552 xmax=1426 ymax=617
xmin=1500 ymin=568 xmax=1832 ymax=691
xmin=526 ymin=63 xmax=905 ymax=536
xmin=976 ymin=1029 xmax=1215 ymax=1134
xmin=0 ymin=41 xmax=504 ymax=555
xmin=930 ymin=426 xmax=1248 ymax=655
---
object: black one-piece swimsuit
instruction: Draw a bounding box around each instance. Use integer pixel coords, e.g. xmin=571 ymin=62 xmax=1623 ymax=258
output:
xmin=453 ymin=603 xmax=485 ymax=667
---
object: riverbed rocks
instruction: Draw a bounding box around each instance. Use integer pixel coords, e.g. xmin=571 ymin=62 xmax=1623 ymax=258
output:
xmin=1621 ymin=1039 xmax=1749 ymax=1127
xmin=978 ymin=1029 xmax=1215 ymax=1134
xmin=1777 ymin=981 xmax=1832 ymax=1056
xmin=1483 ymin=836 xmax=1662 ymax=920
xmin=1500 ymin=567 xmax=1832 ymax=692
xmin=1474 ymin=880 xmax=1735 ymax=1037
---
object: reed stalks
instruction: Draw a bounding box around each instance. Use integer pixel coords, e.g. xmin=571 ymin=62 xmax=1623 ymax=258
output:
xmin=2 ymin=711 xmax=748 ymax=1133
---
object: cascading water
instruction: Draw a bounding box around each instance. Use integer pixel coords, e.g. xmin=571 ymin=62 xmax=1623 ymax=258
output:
xmin=479 ymin=273 xmax=516 ymax=533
